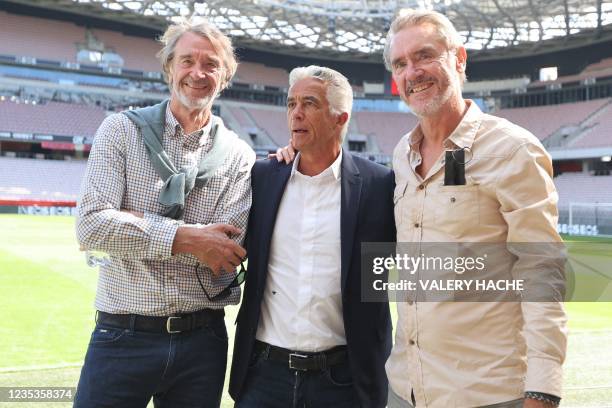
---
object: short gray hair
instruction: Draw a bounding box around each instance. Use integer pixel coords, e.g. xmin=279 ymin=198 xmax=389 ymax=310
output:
xmin=383 ymin=9 xmax=466 ymax=83
xmin=288 ymin=65 xmax=353 ymax=141
xmin=157 ymin=18 xmax=237 ymax=89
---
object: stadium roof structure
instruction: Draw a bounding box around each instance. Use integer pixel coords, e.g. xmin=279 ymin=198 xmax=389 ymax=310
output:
xmin=9 ymin=0 xmax=612 ymax=62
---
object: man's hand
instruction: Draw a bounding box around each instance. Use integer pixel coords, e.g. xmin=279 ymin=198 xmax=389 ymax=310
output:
xmin=172 ymin=223 xmax=246 ymax=275
xmin=268 ymin=144 xmax=296 ymax=164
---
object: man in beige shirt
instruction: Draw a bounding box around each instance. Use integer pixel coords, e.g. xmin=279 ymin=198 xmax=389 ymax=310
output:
xmin=384 ymin=10 xmax=567 ymax=408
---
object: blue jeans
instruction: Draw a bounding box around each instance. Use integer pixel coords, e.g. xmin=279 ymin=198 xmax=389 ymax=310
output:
xmin=235 ymin=350 xmax=359 ymax=408
xmin=74 ymin=316 xmax=228 ymax=408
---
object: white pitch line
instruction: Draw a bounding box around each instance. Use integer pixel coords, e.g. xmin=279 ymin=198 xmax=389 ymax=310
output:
xmin=0 ymin=362 xmax=82 ymax=373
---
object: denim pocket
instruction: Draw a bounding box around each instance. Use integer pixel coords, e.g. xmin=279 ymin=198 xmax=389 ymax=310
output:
xmin=90 ymin=326 xmax=128 ymax=345
xmin=324 ymin=363 xmax=354 ymax=387
xmin=206 ymin=321 xmax=228 ymax=342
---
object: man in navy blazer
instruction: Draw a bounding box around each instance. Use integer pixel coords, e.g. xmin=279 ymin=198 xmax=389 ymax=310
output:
xmin=229 ymin=66 xmax=396 ymax=408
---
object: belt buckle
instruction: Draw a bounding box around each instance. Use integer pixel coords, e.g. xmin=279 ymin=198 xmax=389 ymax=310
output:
xmin=166 ymin=316 xmax=181 ymax=334
xmin=288 ymin=353 xmax=308 ymax=371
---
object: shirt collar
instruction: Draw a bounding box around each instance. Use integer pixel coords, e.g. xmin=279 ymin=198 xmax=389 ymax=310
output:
xmin=407 ymin=99 xmax=482 ymax=151
xmin=446 ymin=99 xmax=481 ymax=150
xmin=290 ymin=148 xmax=343 ymax=181
xmin=164 ymin=102 xmax=213 ymax=145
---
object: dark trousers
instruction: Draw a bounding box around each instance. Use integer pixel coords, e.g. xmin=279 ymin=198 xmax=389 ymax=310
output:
xmin=234 ymin=350 xmax=359 ymax=408
xmin=74 ymin=316 xmax=228 ymax=408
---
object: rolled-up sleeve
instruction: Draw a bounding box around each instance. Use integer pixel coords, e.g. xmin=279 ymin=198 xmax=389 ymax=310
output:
xmin=495 ymin=140 xmax=568 ymax=397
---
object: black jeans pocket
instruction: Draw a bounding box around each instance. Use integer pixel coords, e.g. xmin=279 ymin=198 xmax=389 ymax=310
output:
xmin=89 ymin=325 xmax=128 ymax=345
xmin=206 ymin=320 xmax=228 ymax=342
xmin=324 ymin=363 xmax=354 ymax=387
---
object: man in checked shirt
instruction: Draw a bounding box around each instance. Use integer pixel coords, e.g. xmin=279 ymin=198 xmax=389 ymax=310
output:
xmin=74 ymin=19 xmax=255 ymax=407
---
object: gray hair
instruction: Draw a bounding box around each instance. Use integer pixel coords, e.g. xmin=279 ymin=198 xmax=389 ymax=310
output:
xmin=157 ymin=18 xmax=237 ymax=89
xmin=383 ymin=9 xmax=466 ymax=83
xmin=288 ymin=65 xmax=353 ymax=141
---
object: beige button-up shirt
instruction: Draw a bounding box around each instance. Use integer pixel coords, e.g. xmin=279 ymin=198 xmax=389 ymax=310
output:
xmin=386 ymin=100 xmax=568 ymax=407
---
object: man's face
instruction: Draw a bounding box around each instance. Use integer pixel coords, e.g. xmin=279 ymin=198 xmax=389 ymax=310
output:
xmin=286 ymin=77 xmax=342 ymax=153
xmin=168 ymin=32 xmax=224 ymax=110
xmin=389 ymin=23 xmax=465 ymax=117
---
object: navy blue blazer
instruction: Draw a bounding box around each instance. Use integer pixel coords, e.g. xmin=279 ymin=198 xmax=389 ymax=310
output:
xmin=229 ymin=151 xmax=396 ymax=408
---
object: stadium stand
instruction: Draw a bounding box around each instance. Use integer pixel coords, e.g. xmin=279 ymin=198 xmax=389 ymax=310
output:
xmin=0 ymin=4 xmax=610 ymax=239
xmin=528 ymin=57 xmax=612 ymax=87
xmin=243 ymin=105 xmax=288 ymax=146
xmin=0 ymin=11 xmax=82 ymax=63
xmin=570 ymin=99 xmax=612 ymax=148
xmin=353 ymin=111 xmax=418 ymax=155
xmin=583 ymin=57 xmax=612 ymax=72
xmin=0 ymin=11 xmax=160 ymax=72
xmin=234 ymin=62 xmax=290 ymax=89
xmin=0 ymin=156 xmax=86 ymax=201
xmin=554 ymin=172 xmax=612 ymax=209
xmin=92 ymin=30 xmax=161 ymax=72
xmin=0 ymin=11 xmax=291 ymax=88
xmin=0 ymin=99 xmax=106 ymax=138
xmin=492 ymin=99 xmax=610 ymax=142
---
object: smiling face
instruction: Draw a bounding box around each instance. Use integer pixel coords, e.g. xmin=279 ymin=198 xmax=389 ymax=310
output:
xmin=389 ymin=23 xmax=465 ymax=117
xmin=168 ymin=31 xmax=224 ymax=111
xmin=286 ymin=77 xmax=344 ymax=154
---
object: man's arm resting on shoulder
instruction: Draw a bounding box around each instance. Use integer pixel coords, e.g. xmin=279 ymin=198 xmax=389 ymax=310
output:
xmin=495 ymin=141 xmax=568 ymax=403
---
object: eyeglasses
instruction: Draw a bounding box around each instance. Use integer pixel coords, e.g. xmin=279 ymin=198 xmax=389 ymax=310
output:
xmin=195 ymin=261 xmax=247 ymax=302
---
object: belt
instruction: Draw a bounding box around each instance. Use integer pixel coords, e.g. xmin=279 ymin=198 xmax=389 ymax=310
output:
xmin=96 ymin=309 xmax=224 ymax=334
xmin=254 ymin=340 xmax=348 ymax=371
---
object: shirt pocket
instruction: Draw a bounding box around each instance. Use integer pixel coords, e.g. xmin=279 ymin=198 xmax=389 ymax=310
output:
xmin=432 ymin=183 xmax=480 ymax=238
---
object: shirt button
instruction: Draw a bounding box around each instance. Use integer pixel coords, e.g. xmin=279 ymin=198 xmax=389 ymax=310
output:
xmin=450 ymin=197 xmax=456 ymax=203
xmin=414 ymin=223 xmax=420 ymax=228
xmin=409 ymin=339 xmax=416 ymax=345
xmin=418 ymin=184 xmax=424 ymax=190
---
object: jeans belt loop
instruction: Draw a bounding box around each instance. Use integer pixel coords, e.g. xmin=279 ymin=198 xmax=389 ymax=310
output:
xmin=263 ymin=343 xmax=271 ymax=360
xmin=316 ymin=353 xmax=327 ymax=370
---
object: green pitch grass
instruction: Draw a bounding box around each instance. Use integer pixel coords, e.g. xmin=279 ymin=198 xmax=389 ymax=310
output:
xmin=0 ymin=215 xmax=611 ymax=407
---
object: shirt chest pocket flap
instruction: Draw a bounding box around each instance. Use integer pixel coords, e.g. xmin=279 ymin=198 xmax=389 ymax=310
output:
xmin=432 ymin=183 xmax=480 ymax=226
